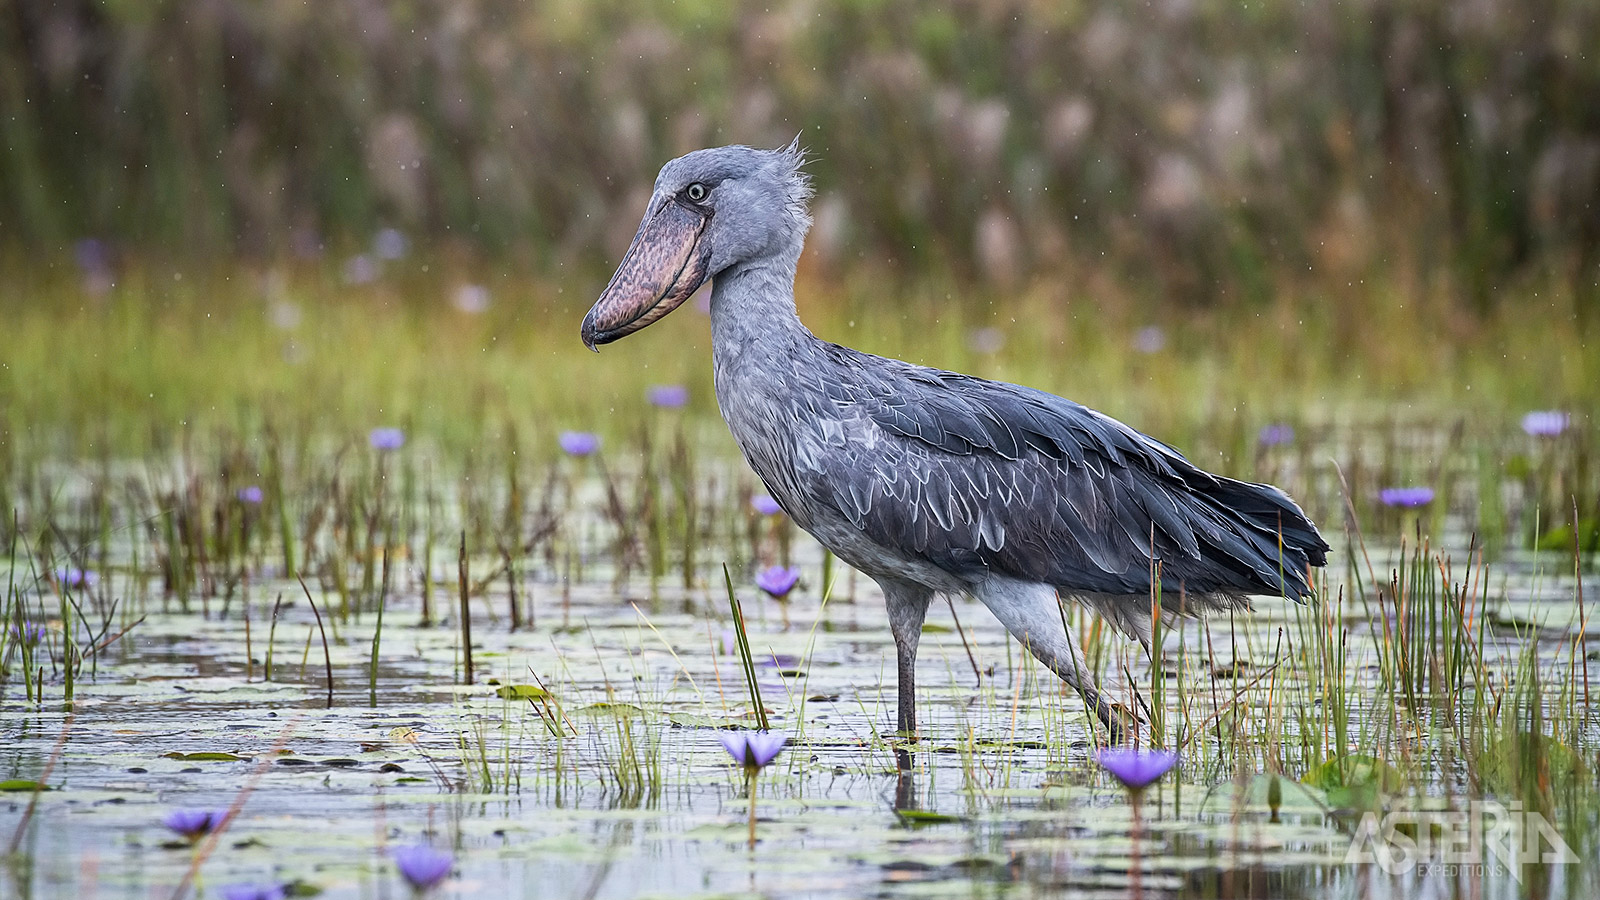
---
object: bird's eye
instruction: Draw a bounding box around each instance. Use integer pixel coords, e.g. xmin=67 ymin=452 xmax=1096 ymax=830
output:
xmin=685 ymin=182 xmax=708 ymax=202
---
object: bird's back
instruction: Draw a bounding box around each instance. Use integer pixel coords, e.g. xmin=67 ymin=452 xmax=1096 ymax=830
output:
xmin=721 ymin=336 xmax=1328 ymax=609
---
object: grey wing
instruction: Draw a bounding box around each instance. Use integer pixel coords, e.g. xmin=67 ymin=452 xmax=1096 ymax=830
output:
xmin=791 ymin=346 xmax=1328 ymax=599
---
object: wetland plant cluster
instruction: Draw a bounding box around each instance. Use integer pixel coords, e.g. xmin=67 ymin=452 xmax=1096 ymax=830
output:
xmin=159 ymin=805 xmax=451 ymax=898
xmin=0 ymin=252 xmax=1595 ymax=895
xmin=0 ymin=389 xmax=1595 ymax=895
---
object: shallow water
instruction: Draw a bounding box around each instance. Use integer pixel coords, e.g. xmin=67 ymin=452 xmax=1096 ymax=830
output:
xmin=2 ymin=468 xmax=1597 ymax=899
xmin=0 ymin=432 xmax=1593 ymax=890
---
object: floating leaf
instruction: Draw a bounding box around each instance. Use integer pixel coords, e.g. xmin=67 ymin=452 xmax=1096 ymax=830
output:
xmin=0 ymin=779 xmax=48 ymax=792
xmin=1302 ymin=754 xmax=1405 ymax=790
xmin=1533 ymin=520 xmax=1599 ymax=555
xmin=162 ymin=752 xmax=246 ymax=761
xmin=894 ymin=809 xmax=966 ymax=826
xmin=493 ymin=684 xmax=552 ymax=700
xmin=1303 ymin=754 xmax=1405 ymax=810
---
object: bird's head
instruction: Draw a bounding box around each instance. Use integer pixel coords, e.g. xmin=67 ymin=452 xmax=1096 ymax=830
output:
xmin=581 ymin=139 xmax=812 ymax=349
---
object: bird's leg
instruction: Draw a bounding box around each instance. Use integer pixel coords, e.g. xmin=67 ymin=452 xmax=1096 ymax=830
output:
xmin=880 ymin=579 xmax=933 ymax=743
xmin=974 ymin=577 xmax=1137 ymax=744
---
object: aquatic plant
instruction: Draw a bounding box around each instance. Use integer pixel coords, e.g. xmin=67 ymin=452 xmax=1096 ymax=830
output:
xmin=236 ymin=485 xmax=264 ymax=504
xmin=1096 ymin=748 xmax=1178 ymax=793
xmin=374 ymin=228 xmax=408 ymax=260
xmin=755 ymin=565 xmax=800 ymax=599
xmin=1132 ymin=325 xmax=1166 ymax=354
xmin=344 ymin=255 xmax=378 ymax=285
xmin=1096 ymin=749 xmax=1177 ymax=898
xmin=161 ymin=808 xmax=222 ymax=843
xmin=720 ymin=731 xmax=788 ymax=771
xmin=1379 ymin=486 xmax=1435 ymax=507
xmin=391 ymin=844 xmax=453 ymax=894
xmin=1522 ymin=410 xmax=1570 ymax=436
xmin=1258 ymin=424 xmax=1294 ymax=446
xmin=53 ymin=567 xmax=96 ymax=589
xmin=751 ymin=494 xmax=782 ymax=516
xmin=720 ymin=731 xmax=787 ymax=848
xmin=368 ymin=427 xmax=405 ymax=451
xmin=10 ymin=622 xmax=45 ymax=645
xmin=452 ymin=283 xmax=490 ymax=314
xmin=648 ymin=385 xmax=689 ymax=408
xmin=559 ymin=431 xmax=600 ymax=456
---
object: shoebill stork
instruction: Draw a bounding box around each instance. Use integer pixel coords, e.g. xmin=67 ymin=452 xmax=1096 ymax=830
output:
xmin=581 ymin=141 xmax=1329 ymax=743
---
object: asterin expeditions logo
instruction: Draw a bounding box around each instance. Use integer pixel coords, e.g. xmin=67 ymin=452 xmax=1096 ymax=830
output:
xmin=1344 ymin=800 xmax=1579 ymax=881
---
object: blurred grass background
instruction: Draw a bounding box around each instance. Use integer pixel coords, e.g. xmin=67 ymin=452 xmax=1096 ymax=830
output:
xmin=1 ymin=0 xmax=1596 ymax=452
xmin=4 ymin=0 xmax=1598 ymax=300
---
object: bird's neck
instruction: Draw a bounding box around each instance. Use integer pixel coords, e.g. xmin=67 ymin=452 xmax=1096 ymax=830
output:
xmin=709 ymin=254 xmax=813 ymax=366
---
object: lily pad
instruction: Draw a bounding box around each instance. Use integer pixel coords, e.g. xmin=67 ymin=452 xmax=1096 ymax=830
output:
xmin=894 ymin=808 xmax=966 ymax=826
xmin=493 ymin=684 xmax=553 ymax=700
xmin=1302 ymin=755 xmax=1406 ymax=809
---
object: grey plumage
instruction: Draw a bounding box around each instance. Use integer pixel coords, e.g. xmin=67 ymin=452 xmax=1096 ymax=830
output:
xmin=584 ymin=141 xmax=1330 ymax=744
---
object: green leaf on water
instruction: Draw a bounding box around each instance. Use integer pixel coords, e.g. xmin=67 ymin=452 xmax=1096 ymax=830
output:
xmin=493 ymin=684 xmax=553 ymax=700
xmin=894 ymin=808 xmax=965 ymax=826
xmin=1303 ymin=754 xmax=1405 ymax=810
xmin=576 ymin=701 xmax=645 ymax=717
xmin=1533 ymin=519 xmax=1599 ymax=554
xmin=162 ymin=752 xmax=247 ymax=761
xmin=1303 ymin=754 xmax=1405 ymax=790
xmin=0 ymin=779 xmax=49 ymax=792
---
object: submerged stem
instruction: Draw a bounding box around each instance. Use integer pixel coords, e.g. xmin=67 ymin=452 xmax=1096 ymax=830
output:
xmin=747 ymin=767 xmax=758 ymax=850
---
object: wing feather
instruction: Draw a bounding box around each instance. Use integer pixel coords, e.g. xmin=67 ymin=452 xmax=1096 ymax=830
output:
xmin=789 ymin=344 xmax=1328 ymax=599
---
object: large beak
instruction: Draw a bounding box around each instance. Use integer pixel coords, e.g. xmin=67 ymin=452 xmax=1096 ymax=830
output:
xmin=581 ymin=199 xmax=711 ymax=350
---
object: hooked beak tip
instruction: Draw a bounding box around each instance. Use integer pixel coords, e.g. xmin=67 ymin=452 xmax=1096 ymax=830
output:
xmin=582 ymin=199 xmax=709 ymax=350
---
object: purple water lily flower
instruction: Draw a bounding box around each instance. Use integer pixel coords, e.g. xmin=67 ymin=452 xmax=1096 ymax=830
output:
xmin=74 ymin=238 xmax=112 ymax=275
xmin=55 ymin=567 xmax=98 ymax=589
xmin=452 ymin=283 xmax=490 ymax=314
xmin=648 ymin=384 xmax=689 ymax=408
xmin=1096 ymin=748 xmax=1178 ymax=791
xmin=1258 ymin=424 xmax=1294 ymax=446
xmin=369 ymin=427 xmax=405 ymax=451
xmin=968 ymin=327 xmax=1005 ymax=354
xmin=720 ymin=731 xmax=787 ymax=770
xmin=374 ymin=227 xmax=408 ymax=260
xmin=1522 ymin=411 xmax=1569 ymax=437
xmin=236 ymin=485 xmax=264 ymax=504
xmin=755 ymin=565 xmax=800 ymax=599
xmin=162 ymin=808 xmax=223 ymax=841
xmin=1132 ymin=325 xmax=1166 ymax=354
xmin=343 ymin=254 xmax=378 ymax=285
xmin=11 ymin=622 xmax=46 ymax=644
xmin=751 ymin=494 xmax=783 ymax=516
xmin=559 ymin=431 xmax=600 ymax=456
xmin=220 ymin=884 xmax=286 ymax=900
xmin=1380 ymin=486 xmax=1435 ymax=508
xmin=391 ymin=844 xmax=453 ymax=892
